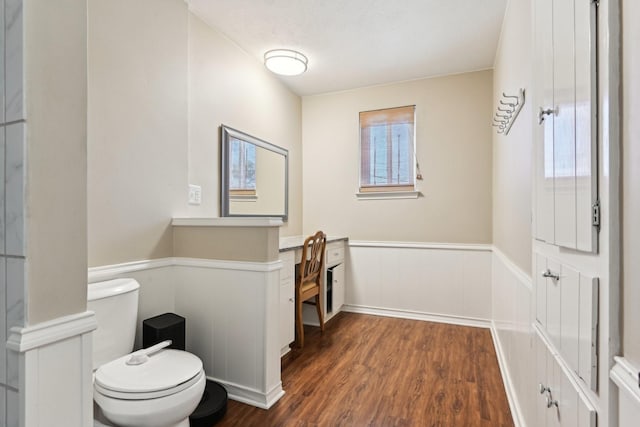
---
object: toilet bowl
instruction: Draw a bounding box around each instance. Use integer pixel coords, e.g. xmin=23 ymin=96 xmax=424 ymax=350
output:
xmin=94 ymin=345 xmax=206 ymax=427
xmin=88 ymin=279 xmax=206 ymax=427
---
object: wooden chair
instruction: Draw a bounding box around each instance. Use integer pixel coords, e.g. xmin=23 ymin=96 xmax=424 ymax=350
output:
xmin=295 ymin=231 xmax=327 ymax=348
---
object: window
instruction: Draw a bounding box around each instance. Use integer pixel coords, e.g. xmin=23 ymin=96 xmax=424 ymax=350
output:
xmin=229 ymin=137 xmax=256 ymax=196
xmin=359 ymin=105 xmax=416 ymax=193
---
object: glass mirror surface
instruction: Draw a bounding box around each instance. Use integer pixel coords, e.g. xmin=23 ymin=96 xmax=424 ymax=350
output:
xmin=220 ymin=125 xmax=288 ymax=220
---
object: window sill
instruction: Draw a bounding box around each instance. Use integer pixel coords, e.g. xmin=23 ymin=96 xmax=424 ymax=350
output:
xmin=230 ymin=195 xmax=258 ymax=202
xmin=356 ymin=190 xmax=422 ymax=200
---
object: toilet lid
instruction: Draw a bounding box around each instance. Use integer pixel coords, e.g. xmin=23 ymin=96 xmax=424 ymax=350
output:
xmin=95 ymin=349 xmax=203 ymax=394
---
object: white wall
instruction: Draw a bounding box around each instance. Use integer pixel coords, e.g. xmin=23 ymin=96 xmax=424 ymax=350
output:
xmin=1 ymin=0 xmax=90 ymax=425
xmin=621 ymin=0 xmax=640 ymax=369
xmin=492 ymin=0 xmax=533 ymax=275
xmin=87 ymin=0 xmax=303 ymax=268
xmin=187 ymin=13 xmax=302 ymax=235
xmin=302 ymin=70 xmax=493 ymax=244
xmin=617 ymin=0 xmax=640 ymax=422
xmin=88 ymin=0 xmax=188 ymax=267
xmin=490 ymin=2 xmax=536 ymax=426
xmin=346 ymin=243 xmax=492 ymax=324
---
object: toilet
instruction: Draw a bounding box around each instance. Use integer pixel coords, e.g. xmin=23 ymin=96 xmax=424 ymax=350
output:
xmin=88 ymin=278 xmax=206 ymax=427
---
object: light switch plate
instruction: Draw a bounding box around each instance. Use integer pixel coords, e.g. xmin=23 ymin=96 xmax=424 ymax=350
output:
xmin=188 ymin=184 xmax=202 ymax=205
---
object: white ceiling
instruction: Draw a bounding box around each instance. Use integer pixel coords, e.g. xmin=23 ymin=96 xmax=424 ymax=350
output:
xmin=187 ymin=0 xmax=508 ymax=96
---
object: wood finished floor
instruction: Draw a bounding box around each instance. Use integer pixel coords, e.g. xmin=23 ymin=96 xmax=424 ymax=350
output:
xmin=216 ymin=313 xmax=514 ymax=427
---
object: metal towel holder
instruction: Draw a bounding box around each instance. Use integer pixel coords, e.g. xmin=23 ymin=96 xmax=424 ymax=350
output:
xmin=493 ymin=88 xmax=525 ymax=135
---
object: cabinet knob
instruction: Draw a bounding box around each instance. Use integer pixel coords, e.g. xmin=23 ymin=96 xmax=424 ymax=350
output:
xmin=538 ymin=107 xmax=555 ymax=124
xmin=546 ymin=395 xmax=558 ymax=409
xmin=541 ymin=269 xmax=560 ymax=281
xmin=538 ymin=383 xmax=550 ymax=395
xmin=289 ymin=298 xmax=294 ymax=302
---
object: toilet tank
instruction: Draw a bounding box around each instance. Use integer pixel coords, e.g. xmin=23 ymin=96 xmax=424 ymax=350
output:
xmin=88 ymin=278 xmax=140 ymax=370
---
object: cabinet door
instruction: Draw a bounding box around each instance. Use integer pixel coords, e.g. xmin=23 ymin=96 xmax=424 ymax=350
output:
xmin=577 ymin=389 xmax=597 ymax=427
xmin=560 ymin=265 xmax=580 ymax=375
xmin=534 ymin=0 xmax=555 ymax=244
xmin=332 ymin=263 xmax=345 ymax=313
xmin=280 ymin=277 xmax=294 ymax=351
xmin=578 ymin=275 xmax=598 ymax=390
xmin=279 ymin=252 xmax=295 ymax=352
xmin=547 ymin=260 xmax=562 ymax=349
xmin=553 ymin=0 xmax=577 ymax=249
xmin=559 ymin=363 xmax=579 ymax=427
xmin=547 ymin=350 xmax=562 ymax=427
xmin=534 ymin=0 xmax=598 ymax=252
xmin=535 ymin=254 xmax=548 ymax=328
xmin=536 ymin=334 xmax=550 ymax=427
xmin=575 ymin=0 xmax=598 ymax=252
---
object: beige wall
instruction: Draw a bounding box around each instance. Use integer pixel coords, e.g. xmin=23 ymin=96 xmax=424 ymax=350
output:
xmin=173 ymin=226 xmax=280 ymax=262
xmin=87 ymin=1 xmax=302 ymax=268
xmin=302 ymin=71 xmax=493 ymax=243
xmin=622 ymin=0 xmax=640 ymax=367
xmin=25 ymin=0 xmax=88 ymax=323
xmin=492 ymin=0 xmax=533 ymax=274
xmin=187 ymin=14 xmax=302 ymax=235
xmin=88 ymin=0 xmax=188 ymax=267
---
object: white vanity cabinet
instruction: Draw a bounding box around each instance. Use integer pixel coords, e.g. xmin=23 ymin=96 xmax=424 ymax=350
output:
xmin=279 ymin=251 xmax=295 ymax=355
xmin=535 ymin=333 xmax=597 ymax=427
xmin=533 ymin=0 xmax=598 ymax=253
xmin=278 ymin=236 xmax=348 ymax=355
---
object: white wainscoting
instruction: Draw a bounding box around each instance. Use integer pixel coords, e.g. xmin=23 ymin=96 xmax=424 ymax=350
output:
xmin=611 ymin=357 xmax=640 ymax=426
xmin=88 ymin=257 xmax=285 ymax=409
xmin=345 ymin=241 xmax=492 ymax=326
xmin=6 ymin=311 xmax=96 ymax=427
xmin=491 ymin=248 xmax=535 ymax=427
xmin=173 ymin=259 xmax=283 ymax=409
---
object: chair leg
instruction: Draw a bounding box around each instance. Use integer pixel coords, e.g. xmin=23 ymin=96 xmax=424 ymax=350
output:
xmin=295 ymin=296 xmax=304 ymax=348
xmin=315 ymin=294 xmax=325 ymax=333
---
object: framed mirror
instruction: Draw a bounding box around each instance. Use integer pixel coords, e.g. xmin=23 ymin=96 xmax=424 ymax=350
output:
xmin=220 ymin=125 xmax=288 ymax=220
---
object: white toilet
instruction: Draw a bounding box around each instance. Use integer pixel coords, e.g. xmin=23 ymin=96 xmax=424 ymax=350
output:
xmin=88 ymin=278 xmax=206 ymax=427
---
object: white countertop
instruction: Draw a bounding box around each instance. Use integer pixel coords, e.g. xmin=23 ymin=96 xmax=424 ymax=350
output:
xmin=172 ymin=217 xmax=284 ymax=227
xmin=279 ymin=235 xmax=348 ymax=251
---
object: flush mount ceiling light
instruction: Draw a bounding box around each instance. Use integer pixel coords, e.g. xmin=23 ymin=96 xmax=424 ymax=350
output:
xmin=264 ymin=49 xmax=308 ymax=76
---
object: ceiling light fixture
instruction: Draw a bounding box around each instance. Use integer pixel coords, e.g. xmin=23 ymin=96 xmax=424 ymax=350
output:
xmin=264 ymin=49 xmax=308 ymax=76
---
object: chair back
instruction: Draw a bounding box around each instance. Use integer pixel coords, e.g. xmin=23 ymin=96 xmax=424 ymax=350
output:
xmin=299 ymin=231 xmax=326 ymax=286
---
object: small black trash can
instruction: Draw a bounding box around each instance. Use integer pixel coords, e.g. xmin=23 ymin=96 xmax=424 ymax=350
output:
xmin=142 ymin=312 xmax=185 ymax=350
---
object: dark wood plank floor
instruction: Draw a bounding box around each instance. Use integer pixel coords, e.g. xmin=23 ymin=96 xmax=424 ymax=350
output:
xmin=216 ymin=312 xmax=514 ymax=427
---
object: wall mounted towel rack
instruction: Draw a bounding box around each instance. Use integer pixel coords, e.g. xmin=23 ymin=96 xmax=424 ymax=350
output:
xmin=493 ymin=88 xmax=525 ymax=135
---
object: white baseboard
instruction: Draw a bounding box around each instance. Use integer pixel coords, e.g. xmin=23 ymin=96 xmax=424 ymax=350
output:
xmin=341 ymin=304 xmax=491 ymax=328
xmin=490 ymin=321 xmax=527 ymax=427
xmin=212 ymin=376 xmax=284 ymax=409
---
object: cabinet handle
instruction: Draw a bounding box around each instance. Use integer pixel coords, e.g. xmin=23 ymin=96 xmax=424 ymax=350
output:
xmin=538 ymin=383 xmax=550 ymax=395
xmin=542 ymin=269 xmax=560 ymax=281
xmin=538 ymin=107 xmax=555 ymax=124
xmin=546 ymin=395 xmax=558 ymax=409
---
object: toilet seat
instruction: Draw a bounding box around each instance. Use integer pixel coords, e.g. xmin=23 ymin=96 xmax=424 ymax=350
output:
xmin=94 ymin=349 xmax=203 ymax=400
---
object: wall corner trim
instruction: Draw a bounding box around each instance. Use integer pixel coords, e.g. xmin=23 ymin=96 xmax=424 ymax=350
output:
xmin=611 ymin=357 xmax=640 ymax=406
xmin=6 ymin=311 xmax=97 ymax=353
xmin=491 ymin=245 xmax=533 ymax=290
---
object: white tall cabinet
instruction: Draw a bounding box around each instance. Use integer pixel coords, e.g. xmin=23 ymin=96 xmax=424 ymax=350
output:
xmin=532 ymin=0 xmax=603 ymax=426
